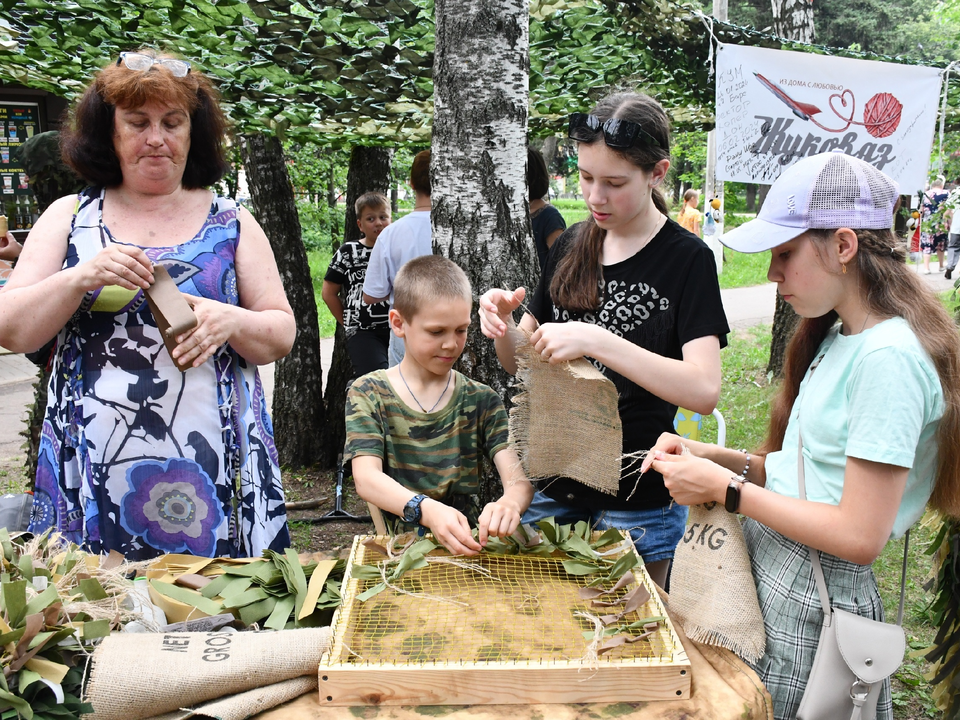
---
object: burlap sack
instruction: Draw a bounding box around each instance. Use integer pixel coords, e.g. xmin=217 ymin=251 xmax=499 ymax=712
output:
xmin=144 ymin=676 xmax=318 ymax=720
xmin=84 ymin=627 xmax=331 ymax=720
xmin=509 ymin=340 xmax=621 ymax=495
xmin=669 ymin=501 xmax=766 ymax=663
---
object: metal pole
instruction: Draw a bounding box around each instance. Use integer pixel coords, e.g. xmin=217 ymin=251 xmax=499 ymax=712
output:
xmin=704 ymin=0 xmax=727 ymax=274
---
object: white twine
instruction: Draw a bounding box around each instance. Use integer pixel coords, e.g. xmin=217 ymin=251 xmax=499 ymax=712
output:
xmin=574 ymin=611 xmax=604 ymax=675
xmin=377 ymin=563 xmax=469 ymax=608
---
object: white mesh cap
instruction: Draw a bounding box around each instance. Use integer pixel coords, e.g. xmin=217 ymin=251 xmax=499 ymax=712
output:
xmin=721 ymin=150 xmax=900 ymax=254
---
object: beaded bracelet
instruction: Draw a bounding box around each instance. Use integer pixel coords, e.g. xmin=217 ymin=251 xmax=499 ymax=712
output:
xmin=740 ymin=449 xmax=750 ymax=480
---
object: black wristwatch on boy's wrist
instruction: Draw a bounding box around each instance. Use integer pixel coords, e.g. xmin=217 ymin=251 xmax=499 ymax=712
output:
xmin=724 ymin=476 xmax=749 ymax=513
xmin=403 ymin=494 xmax=428 ymax=524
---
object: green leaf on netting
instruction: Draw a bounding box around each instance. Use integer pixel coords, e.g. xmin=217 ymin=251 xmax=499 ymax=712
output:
xmin=77 ymin=578 xmax=107 ymax=602
xmin=605 ymin=550 xmax=639 ymax=581
xmin=394 ymin=547 xmax=429 ymax=576
xmin=357 ymin=582 xmax=387 ymax=603
xmin=148 ymin=580 xmax=223 ymax=616
xmin=573 ymin=520 xmax=590 ymax=541
xmin=558 ymin=532 xmax=597 ymax=561
xmin=536 ymin=518 xmax=560 ymax=545
xmin=561 ymin=559 xmax=601 ymax=576
xmin=349 ymin=564 xmax=383 ymax=581
xmin=592 ymin=527 xmax=626 ymax=549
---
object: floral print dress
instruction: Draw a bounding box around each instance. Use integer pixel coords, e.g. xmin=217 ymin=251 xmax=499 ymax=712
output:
xmin=29 ymin=188 xmax=290 ymax=560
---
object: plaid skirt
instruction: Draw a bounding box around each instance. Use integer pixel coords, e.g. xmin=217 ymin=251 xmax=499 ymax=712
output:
xmin=743 ymin=518 xmax=893 ymax=720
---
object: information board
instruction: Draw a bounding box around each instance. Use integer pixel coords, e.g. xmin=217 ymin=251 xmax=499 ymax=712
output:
xmin=0 ymin=101 xmax=40 ymax=232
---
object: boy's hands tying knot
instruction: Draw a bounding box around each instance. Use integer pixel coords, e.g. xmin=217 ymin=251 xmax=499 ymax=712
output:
xmin=420 ymin=499 xmax=483 ymax=556
xmin=478 ymin=499 xmax=523 ymax=546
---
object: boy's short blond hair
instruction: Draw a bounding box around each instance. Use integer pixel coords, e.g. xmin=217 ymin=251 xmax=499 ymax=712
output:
xmin=393 ymin=255 xmax=471 ymax=320
xmin=355 ymin=191 xmax=389 ymax=217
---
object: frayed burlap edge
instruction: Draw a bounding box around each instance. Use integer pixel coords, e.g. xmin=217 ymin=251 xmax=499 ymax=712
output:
xmin=509 ymin=339 xmax=621 ymax=495
xmin=674 ymin=619 xmax=766 ymax=665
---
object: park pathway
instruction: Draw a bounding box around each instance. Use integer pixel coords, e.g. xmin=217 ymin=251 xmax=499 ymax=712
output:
xmin=0 ymin=267 xmax=954 ymax=481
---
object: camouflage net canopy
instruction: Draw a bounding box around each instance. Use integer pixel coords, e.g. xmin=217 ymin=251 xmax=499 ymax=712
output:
xmin=4 ymin=0 xmax=956 ymax=144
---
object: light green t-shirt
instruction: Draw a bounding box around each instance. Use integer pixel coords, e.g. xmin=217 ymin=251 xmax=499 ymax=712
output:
xmin=764 ymin=317 xmax=943 ymax=539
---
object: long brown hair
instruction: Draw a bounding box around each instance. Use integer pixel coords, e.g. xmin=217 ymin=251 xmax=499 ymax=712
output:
xmin=760 ymin=228 xmax=960 ymax=517
xmin=550 ymin=93 xmax=672 ymax=312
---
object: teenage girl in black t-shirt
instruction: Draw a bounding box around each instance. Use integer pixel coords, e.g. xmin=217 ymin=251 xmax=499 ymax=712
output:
xmin=479 ymin=93 xmax=729 ymax=588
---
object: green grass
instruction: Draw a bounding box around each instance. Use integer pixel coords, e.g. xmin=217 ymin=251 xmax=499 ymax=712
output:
xmin=307 ymin=248 xmax=337 ymax=338
xmin=552 ymin=198 xmax=589 ymax=227
xmin=718 ymin=249 xmax=771 ymax=290
xmin=696 ymin=324 xmax=773 ymax=449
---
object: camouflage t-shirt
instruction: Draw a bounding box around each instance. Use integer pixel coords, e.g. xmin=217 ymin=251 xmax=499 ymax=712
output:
xmin=344 ymin=370 xmax=511 ymax=501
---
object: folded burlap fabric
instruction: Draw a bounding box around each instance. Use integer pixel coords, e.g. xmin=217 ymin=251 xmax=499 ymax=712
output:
xmin=84 ymin=627 xmax=331 ymax=720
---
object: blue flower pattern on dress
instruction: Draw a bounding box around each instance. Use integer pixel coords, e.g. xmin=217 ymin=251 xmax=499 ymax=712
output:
xmin=29 ymin=188 xmax=289 ymax=560
xmin=120 ymin=458 xmax=224 ymax=556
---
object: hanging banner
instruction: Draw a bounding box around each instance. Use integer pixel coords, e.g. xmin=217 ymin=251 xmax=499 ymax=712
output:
xmin=715 ymin=43 xmax=942 ymax=193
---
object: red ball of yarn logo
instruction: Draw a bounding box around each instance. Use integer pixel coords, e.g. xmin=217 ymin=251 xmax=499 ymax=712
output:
xmin=862 ymin=92 xmax=903 ymax=138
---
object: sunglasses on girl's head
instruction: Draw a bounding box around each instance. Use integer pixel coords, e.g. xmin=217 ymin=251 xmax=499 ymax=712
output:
xmin=117 ymin=52 xmax=191 ymax=78
xmin=567 ymin=112 xmax=663 ymax=150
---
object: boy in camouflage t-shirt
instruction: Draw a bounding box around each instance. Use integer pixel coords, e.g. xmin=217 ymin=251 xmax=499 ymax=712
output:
xmin=344 ymin=256 xmax=533 ymax=556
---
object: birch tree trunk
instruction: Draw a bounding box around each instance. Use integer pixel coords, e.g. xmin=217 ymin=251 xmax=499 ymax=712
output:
xmin=432 ymin=0 xmax=536 ymax=396
xmin=432 ymin=0 xmax=535 ymax=503
xmin=771 ymin=0 xmax=815 ymax=44
xmin=240 ymin=133 xmax=327 ymax=467
xmin=766 ymin=1 xmax=814 ymax=377
xmin=321 ymin=145 xmax=393 ymax=463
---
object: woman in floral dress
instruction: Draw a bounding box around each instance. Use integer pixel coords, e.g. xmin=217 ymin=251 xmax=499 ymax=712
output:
xmin=0 ymin=50 xmax=295 ymax=559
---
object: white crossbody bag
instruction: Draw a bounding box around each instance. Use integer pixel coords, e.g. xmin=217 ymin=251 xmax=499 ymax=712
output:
xmin=795 ymin=430 xmax=907 ymax=720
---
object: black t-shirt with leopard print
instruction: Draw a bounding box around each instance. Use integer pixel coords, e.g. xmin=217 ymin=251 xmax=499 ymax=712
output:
xmin=528 ymin=219 xmax=730 ymax=510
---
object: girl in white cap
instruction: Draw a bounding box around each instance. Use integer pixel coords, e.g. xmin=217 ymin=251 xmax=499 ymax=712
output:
xmin=643 ymin=151 xmax=960 ymax=720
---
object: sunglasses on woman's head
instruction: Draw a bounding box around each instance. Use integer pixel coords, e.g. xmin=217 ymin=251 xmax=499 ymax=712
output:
xmin=567 ymin=112 xmax=663 ymax=150
xmin=117 ymin=52 xmax=191 ymax=78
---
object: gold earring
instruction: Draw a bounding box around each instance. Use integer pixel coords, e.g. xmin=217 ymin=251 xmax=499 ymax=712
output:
xmin=841 ymin=263 xmax=847 ymax=274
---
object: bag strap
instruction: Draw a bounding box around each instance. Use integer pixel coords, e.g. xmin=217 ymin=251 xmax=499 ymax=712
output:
xmin=797 ymin=430 xmax=908 ymax=626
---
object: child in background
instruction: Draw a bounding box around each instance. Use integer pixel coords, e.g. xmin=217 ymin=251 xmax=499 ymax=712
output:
xmin=345 ymin=255 xmax=533 ymax=555
xmin=644 ymin=152 xmax=960 ymax=720
xmin=322 ymin=192 xmax=392 ymax=377
xmin=676 ymin=188 xmax=701 ymax=237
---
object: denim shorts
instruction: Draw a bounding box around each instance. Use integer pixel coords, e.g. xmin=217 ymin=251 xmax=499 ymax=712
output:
xmin=521 ymin=490 xmax=688 ymax=564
